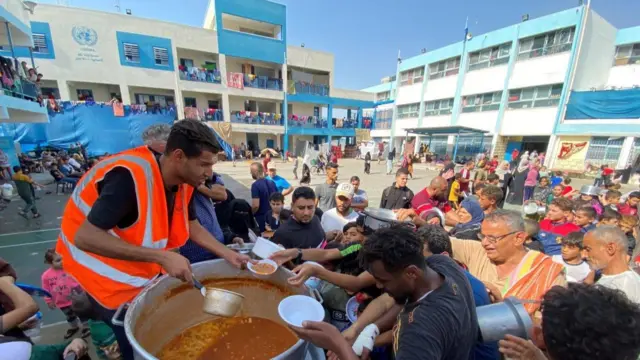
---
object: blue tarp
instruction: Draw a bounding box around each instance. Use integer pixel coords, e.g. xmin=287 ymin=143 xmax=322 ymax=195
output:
xmin=565 ymin=88 xmax=640 ymax=120
xmin=0 ymin=102 xmax=175 ymax=156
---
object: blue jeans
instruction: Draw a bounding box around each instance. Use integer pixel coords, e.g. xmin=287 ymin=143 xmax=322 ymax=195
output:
xmin=524 ymin=186 xmax=535 ymax=202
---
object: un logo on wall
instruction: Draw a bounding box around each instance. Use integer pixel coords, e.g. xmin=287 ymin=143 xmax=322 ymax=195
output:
xmin=72 ymin=26 xmax=98 ymax=46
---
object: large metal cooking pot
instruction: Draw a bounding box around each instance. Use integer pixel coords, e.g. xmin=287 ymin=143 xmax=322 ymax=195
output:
xmin=115 ymin=259 xmax=324 ymax=360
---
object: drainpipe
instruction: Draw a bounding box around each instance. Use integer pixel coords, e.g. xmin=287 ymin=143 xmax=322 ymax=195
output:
xmin=389 ymin=51 xmax=402 ymax=148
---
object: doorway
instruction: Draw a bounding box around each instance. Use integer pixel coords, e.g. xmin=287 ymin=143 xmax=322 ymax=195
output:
xmin=246 ymin=133 xmax=259 ymax=151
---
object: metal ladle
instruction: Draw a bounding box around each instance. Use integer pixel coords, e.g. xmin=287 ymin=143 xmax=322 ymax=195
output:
xmin=192 ymin=275 xmax=244 ymax=317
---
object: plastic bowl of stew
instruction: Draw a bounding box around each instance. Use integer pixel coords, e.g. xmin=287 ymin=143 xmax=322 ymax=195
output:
xmin=247 ymin=259 xmax=278 ymax=279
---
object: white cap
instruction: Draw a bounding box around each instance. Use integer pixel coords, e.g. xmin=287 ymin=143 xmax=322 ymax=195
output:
xmin=267 ymin=162 xmax=276 ymax=170
xmin=336 ymin=183 xmax=354 ymax=199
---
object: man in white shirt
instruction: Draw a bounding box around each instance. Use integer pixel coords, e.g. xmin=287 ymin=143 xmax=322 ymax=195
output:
xmin=321 ymin=182 xmax=360 ymax=233
xmin=583 ymin=226 xmax=640 ymax=304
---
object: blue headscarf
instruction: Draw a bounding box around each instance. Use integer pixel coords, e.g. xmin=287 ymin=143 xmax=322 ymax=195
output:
xmin=455 ymin=198 xmax=485 ymax=231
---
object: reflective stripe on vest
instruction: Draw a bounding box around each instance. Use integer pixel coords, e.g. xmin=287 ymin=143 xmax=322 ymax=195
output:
xmin=70 ymin=153 xmax=168 ymax=249
xmin=58 ymin=231 xmax=151 ymax=287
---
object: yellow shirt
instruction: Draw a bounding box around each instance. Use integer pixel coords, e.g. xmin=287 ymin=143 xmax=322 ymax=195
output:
xmin=449 ymin=180 xmax=460 ymax=202
xmin=12 ymin=172 xmax=32 ymax=183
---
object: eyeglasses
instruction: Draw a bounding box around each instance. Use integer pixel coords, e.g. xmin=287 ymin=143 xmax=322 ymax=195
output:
xmin=478 ymin=230 xmax=519 ymax=244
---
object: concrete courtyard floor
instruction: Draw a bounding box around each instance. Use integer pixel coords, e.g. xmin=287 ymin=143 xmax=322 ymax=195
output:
xmin=1 ymin=158 xmax=636 ymax=355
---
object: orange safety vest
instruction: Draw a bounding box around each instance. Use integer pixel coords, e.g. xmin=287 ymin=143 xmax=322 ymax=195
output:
xmin=56 ymin=146 xmax=194 ymax=309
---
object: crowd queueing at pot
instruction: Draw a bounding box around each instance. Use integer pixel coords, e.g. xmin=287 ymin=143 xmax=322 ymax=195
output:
xmin=1 ymin=119 xmax=639 ymax=360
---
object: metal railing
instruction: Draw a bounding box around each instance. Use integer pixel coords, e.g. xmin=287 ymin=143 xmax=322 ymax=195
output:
xmin=289 ymin=81 xmax=330 ymax=96
xmin=179 ymin=68 xmax=222 ymax=84
xmin=288 ymin=115 xmax=328 ymax=128
xmin=183 ymin=107 xmax=224 ymax=121
xmin=243 ymin=74 xmax=282 ymax=91
xmin=231 ymin=111 xmax=283 ymax=125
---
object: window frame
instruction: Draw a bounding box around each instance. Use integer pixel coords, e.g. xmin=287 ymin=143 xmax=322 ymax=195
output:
xmin=461 ymin=91 xmax=502 ymax=112
xmin=397 ymin=103 xmax=420 ymax=119
xmin=468 ymin=42 xmax=511 ymax=71
xmin=32 ymin=33 xmax=48 ymax=54
xmin=123 ymin=43 xmax=140 ymax=63
xmin=585 ymin=137 xmax=624 ymax=166
xmin=507 ymin=84 xmax=563 ymax=109
xmin=153 ymin=47 xmax=170 ymax=66
xmin=428 ymin=57 xmax=461 ymax=79
xmin=399 ymin=67 xmax=425 ymax=86
xmin=517 ymin=27 xmax=575 ymax=61
xmin=613 ymin=43 xmax=640 ymax=66
xmin=424 ymin=98 xmax=454 ymax=116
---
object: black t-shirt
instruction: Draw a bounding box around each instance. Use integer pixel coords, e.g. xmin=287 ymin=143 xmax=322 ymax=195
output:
xmin=272 ymin=216 xmax=325 ymax=249
xmin=380 ymin=184 xmax=414 ymax=210
xmin=87 ymin=154 xmax=196 ymax=230
xmin=394 ymin=255 xmax=478 ymax=360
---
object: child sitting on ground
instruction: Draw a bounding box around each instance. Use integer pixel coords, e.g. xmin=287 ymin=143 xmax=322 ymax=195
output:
xmin=524 ymin=218 xmax=544 ymax=253
xmin=449 ymin=173 xmax=462 ymax=208
xmin=574 ymin=206 xmax=597 ymax=233
xmin=70 ymin=289 xmax=121 ymax=360
xmin=41 ymin=249 xmax=90 ymax=339
xmin=551 ymin=232 xmax=593 ymax=283
xmin=265 ymin=192 xmax=285 ymax=231
xmin=599 ymin=207 xmax=622 ymax=227
xmin=619 ymin=215 xmax=638 ymax=256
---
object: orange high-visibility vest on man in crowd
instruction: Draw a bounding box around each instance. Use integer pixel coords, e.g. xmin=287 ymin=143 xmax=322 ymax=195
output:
xmin=56 ymin=146 xmax=195 ymax=309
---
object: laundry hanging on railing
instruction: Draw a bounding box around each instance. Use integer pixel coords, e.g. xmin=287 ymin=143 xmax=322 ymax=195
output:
xmin=228 ymin=72 xmax=244 ymax=89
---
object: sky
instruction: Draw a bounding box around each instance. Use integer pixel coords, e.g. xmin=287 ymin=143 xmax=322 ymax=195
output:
xmin=36 ymin=0 xmax=640 ymax=90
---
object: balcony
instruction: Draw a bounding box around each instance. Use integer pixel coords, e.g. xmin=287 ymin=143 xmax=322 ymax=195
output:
xmin=288 ymin=81 xmax=330 ymax=97
xmin=231 ymin=111 xmax=283 ymax=125
xmin=183 ymin=107 xmax=223 ymax=121
xmin=333 ymin=118 xmax=358 ymax=129
xmin=361 ymin=117 xmax=373 ymax=129
xmin=288 ymin=115 xmax=328 ymax=128
xmin=179 ymin=67 xmax=222 ymax=84
xmin=243 ymin=74 xmax=282 ymax=91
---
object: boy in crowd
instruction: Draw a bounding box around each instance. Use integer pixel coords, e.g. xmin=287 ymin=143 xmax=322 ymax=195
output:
xmin=449 ymin=173 xmax=462 ymax=208
xmin=599 ymin=207 xmax=622 ymax=227
xmin=478 ymin=185 xmax=502 ymax=215
xmin=470 ymin=183 xmax=486 ymax=202
xmin=487 ymin=173 xmax=500 ymax=186
xmin=265 ymin=192 xmax=285 ymax=232
xmin=619 ymin=215 xmax=637 ymax=256
xmin=618 ymin=191 xmax=640 ymax=216
xmin=601 ymin=189 xmax=621 ymax=212
xmin=550 ymin=171 xmax=563 ymax=187
xmin=574 ymin=206 xmax=597 ymax=233
xmin=560 ymin=177 xmax=573 ymax=196
xmin=547 ymin=184 xmax=564 ymax=205
xmin=551 ymin=232 xmax=593 ymax=283
xmin=524 ymin=218 xmax=545 ymax=253
xmin=539 ymin=198 xmax=581 ymax=255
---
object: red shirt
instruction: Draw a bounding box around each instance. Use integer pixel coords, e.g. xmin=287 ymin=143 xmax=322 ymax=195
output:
xmin=411 ymin=188 xmax=451 ymax=219
xmin=618 ymin=203 xmax=638 ymax=216
xmin=561 ymin=185 xmax=573 ymax=196
xmin=459 ymin=168 xmax=471 ymax=192
xmin=262 ymin=156 xmax=270 ymax=171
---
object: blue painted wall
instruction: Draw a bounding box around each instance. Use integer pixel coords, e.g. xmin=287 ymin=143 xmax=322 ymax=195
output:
xmin=517 ymin=7 xmax=582 ymax=39
xmin=286 ymin=94 xmax=375 ymax=108
xmin=616 ymin=26 xmax=640 ymax=45
xmin=556 ymin=122 xmax=640 ymax=136
xmin=0 ymin=22 xmax=55 ymax=59
xmin=115 ymin=31 xmax=174 ymax=71
xmin=215 ymin=0 xmax=286 ymax=64
xmin=0 ymin=6 xmax=31 ymax=41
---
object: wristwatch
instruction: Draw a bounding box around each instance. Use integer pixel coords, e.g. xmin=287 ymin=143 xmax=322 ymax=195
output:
xmin=295 ymin=248 xmax=303 ymax=262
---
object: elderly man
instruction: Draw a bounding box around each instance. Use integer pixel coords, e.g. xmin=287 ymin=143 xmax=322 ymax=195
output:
xmin=450 ymin=209 xmax=566 ymax=315
xmin=583 ymin=226 xmax=640 ymax=304
xmin=266 ymin=162 xmax=293 ymax=196
xmin=141 ymin=123 xmax=171 ymax=154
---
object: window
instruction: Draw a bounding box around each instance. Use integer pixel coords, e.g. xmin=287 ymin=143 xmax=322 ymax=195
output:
xmin=424 ymin=98 xmax=454 ymax=116
xmin=468 ymin=43 xmax=511 ymax=71
xmin=239 ymin=27 xmax=273 ymax=38
xmin=76 ymin=89 xmax=93 ymax=101
xmin=508 ymin=84 xmax=563 ymax=109
xmin=180 ymin=58 xmax=194 ymax=68
xmin=397 ymin=103 xmax=420 ymax=119
xmin=399 ymin=67 xmax=424 ymax=86
xmin=153 ymin=47 xmax=169 ymax=66
xmin=462 ymin=91 xmax=502 ymax=112
xmin=376 ymin=91 xmax=391 ymax=102
xmin=586 ymin=137 xmax=624 ymax=166
xmin=124 ymin=43 xmax=140 ymax=63
xmin=517 ymin=27 xmax=575 ymax=61
xmin=32 ymin=34 xmax=48 ymax=54
xmin=429 ymin=57 xmax=461 ymax=79
xmin=184 ymin=97 xmax=197 ymax=107
xmin=136 ymin=94 xmax=174 ymax=107
xmin=613 ymin=43 xmax=640 ymax=66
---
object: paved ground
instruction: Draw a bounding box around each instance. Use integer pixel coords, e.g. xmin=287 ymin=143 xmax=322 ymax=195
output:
xmin=1 ymin=159 xmax=636 ymax=353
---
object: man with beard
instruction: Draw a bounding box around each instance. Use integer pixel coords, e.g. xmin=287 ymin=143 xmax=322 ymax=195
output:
xmin=289 ymin=226 xmax=478 ymax=360
xmin=320 ymin=183 xmax=360 ymax=232
xmin=250 ymin=162 xmax=278 ymax=232
xmin=272 ymin=187 xmax=325 ymax=250
xmin=395 ymin=176 xmax=450 ymax=226
xmin=583 ymin=226 xmax=640 ymax=304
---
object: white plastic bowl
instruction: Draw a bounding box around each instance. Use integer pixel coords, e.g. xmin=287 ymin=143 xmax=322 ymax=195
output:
xmin=247 ymin=259 xmax=278 ymax=279
xmin=252 ymin=237 xmax=284 ymax=259
xmin=278 ymin=295 xmax=325 ymax=327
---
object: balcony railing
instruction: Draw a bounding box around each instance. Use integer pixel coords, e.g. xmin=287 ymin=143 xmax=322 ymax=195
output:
xmin=184 ymin=107 xmax=223 ymax=121
xmin=517 ymin=43 xmax=572 ymax=61
xmin=288 ymin=115 xmax=328 ymax=128
xmin=289 ymin=81 xmax=330 ymax=96
xmin=243 ymin=74 xmax=282 ymax=91
xmin=231 ymin=111 xmax=283 ymax=125
xmin=334 ymin=118 xmax=358 ymax=129
xmin=361 ymin=117 xmax=373 ymax=129
xmin=372 ymin=119 xmax=392 ymax=129
xmin=179 ymin=67 xmax=222 ymax=84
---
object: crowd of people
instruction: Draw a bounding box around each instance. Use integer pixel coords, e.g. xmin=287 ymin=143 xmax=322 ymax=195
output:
xmin=1 ymin=122 xmax=640 ymax=360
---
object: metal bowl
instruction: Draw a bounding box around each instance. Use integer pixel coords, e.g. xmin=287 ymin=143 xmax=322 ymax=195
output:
xmin=580 ymin=185 xmax=600 ymax=196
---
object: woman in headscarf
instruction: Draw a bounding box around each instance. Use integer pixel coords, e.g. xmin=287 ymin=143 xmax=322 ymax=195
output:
xmin=448 ymin=198 xmax=484 ymax=240
xmin=364 ymin=152 xmax=371 ymax=174
xmin=300 ymin=154 xmax=311 ymax=185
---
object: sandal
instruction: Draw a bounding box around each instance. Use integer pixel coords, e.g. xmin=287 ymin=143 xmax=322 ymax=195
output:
xmin=64 ymin=327 xmax=79 ymax=339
